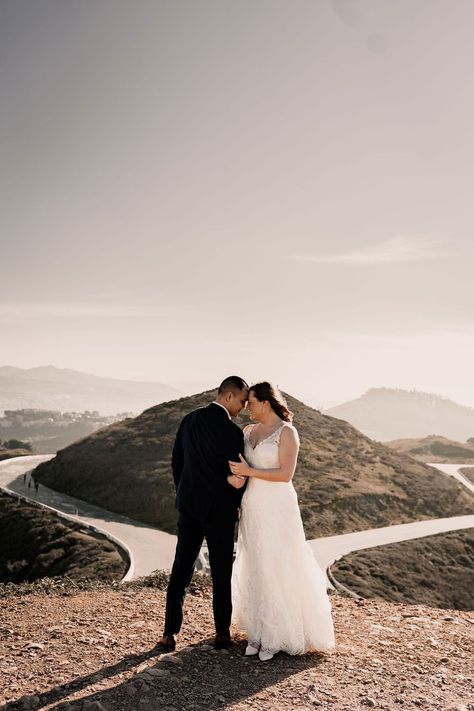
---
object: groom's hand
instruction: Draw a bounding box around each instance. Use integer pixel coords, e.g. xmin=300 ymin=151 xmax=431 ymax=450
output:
xmin=227 ymin=474 xmax=246 ymax=489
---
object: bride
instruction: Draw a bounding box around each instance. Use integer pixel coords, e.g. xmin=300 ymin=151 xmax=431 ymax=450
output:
xmin=228 ymin=382 xmax=336 ymax=661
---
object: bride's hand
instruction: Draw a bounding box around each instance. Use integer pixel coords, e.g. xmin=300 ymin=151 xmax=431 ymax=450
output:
xmin=228 ymin=454 xmax=252 ymax=478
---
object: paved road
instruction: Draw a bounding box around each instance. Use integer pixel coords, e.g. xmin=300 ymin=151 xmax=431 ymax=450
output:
xmin=0 ymin=455 xmax=177 ymax=581
xmin=309 ymin=512 xmax=474 ymax=574
xmin=309 ymin=462 xmax=474 ymax=587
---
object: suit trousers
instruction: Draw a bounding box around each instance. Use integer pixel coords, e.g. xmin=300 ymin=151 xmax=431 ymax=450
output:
xmin=164 ymin=509 xmax=236 ymax=636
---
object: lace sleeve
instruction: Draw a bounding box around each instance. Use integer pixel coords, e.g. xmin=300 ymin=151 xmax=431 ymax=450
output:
xmin=277 ymin=422 xmax=300 ymax=445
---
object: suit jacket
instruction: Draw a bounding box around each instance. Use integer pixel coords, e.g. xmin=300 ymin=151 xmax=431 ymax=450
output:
xmin=171 ymin=403 xmax=245 ymax=521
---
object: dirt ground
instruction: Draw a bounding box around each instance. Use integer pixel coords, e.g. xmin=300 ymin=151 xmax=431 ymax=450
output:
xmin=1 ymin=583 xmax=473 ymax=711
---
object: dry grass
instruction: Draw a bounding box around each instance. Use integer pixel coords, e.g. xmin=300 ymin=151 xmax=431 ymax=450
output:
xmin=332 ymin=528 xmax=474 ymax=611
xmin=34 ymin=391 xmax=474 ymax=538
xmin=0 ymin=492 xmax=127 ymax=584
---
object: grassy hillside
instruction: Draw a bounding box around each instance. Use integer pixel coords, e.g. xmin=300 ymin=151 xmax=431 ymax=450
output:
xmin=0 ymin=492 xmax=127 ymax=583
xmin=332 ymin=528 xmax=474 ymax=610
xmin=461 ymin=467 xmax=474 ymax=484
xmin=33 ymin=391 xmax=474 ymax=538
xmin=386 ymin=435 xmax=474 ymax=463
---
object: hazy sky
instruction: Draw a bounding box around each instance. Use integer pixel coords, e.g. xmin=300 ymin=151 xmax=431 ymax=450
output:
xmin=1 ymin=0 xmax=474 ymax=408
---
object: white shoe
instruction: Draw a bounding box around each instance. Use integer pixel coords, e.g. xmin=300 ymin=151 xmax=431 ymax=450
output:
xmin=258 ymin=650 xmax=275 ymax=661
xmin=245 ymin=644 xmax=259 ymax=656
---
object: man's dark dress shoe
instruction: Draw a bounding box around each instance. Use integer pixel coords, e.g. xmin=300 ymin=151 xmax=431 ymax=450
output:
xmin=214 ymin=633 xmax=232 ymax=650
xmin=153 ymin=634 xmax=176 ymax=653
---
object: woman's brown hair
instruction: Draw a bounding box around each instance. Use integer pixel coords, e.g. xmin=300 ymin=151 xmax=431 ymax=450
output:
xmin=249 ymin=382 xmax=293 ymax=422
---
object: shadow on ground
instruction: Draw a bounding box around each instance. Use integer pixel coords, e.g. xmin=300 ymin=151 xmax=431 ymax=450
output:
xmin=4 ymin=637 xmax=330 ymax=710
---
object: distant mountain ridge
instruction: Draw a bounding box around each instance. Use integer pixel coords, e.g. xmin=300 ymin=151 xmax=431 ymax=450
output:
xmin=325 ymin=387 xmax=474 ymax=442
xmin=0 ymin=365 xmax=181 ymax=415
xmin=34 ymin=390 xmax=474 ymax=538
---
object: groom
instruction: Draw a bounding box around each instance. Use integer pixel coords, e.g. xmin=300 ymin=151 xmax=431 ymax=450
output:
xmin=157 ymin=376 xmax=249 ymax=652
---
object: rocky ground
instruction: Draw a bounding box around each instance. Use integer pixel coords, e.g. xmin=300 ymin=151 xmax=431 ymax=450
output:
xmin=1 ymin=574 xmax=473 ymax=711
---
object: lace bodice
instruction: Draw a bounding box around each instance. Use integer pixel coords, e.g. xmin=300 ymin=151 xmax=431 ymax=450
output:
xmin=243 ymin=422 xmax=298 ymax=470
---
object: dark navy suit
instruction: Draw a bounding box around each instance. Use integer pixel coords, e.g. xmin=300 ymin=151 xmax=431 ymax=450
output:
xmin=164 ymin=403 xmax=245 ymax=636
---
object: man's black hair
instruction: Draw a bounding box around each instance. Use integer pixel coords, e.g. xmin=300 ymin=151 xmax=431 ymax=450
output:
xmin=218 ymin=376 xmax=249 ymax=394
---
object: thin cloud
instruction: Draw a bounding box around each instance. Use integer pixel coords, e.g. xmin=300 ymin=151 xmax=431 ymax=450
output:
xmin=290 ymin=236 xmax=450 ymax=265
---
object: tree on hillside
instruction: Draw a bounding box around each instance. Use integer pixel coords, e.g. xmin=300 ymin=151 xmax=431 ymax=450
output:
xmin=0 ymin=439 xmax=33 ymax=451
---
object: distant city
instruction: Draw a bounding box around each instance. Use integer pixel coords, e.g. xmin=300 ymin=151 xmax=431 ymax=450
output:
xmin=0 ymin=408 xmax=131 ymax=454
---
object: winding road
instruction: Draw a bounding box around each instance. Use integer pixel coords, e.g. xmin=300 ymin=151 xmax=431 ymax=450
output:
xmin=0 ymin=455 xmax=177 ymax=581
xmin=426 ymin=461 xmax=474 ymax=495
xmin=1 ymin=456 xmax=472 ymax=586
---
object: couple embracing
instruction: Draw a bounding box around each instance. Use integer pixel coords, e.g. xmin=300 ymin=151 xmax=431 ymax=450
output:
xmin=157 ymin=376 xmax=336 ymax=661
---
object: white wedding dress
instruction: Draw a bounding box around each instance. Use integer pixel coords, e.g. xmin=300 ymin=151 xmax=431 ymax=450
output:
xmin=231 ymin=422 xmax=336 ymax=655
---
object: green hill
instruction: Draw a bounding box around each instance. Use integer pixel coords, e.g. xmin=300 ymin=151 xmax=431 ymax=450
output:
xmin=34 ymin=391 xmax=474 ymax=538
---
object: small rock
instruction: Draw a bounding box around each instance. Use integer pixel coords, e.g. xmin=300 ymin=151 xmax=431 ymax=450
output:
xmin=82 ymin=702 xmax=109 ymax=711
xmin=21 ymin=695 xmax=40 ymax=709
xmin=160 ymin=653 xmax=182 ymax=665
xmin=142 ymin=668 xmax=171 ymax=678
xmin=199 ymin=644 xmax=213 ymax=650
xmin=361 ymin=698 xmax=376 ymax=708
xmin=26 ymin=642 xmax=44 ymax=650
